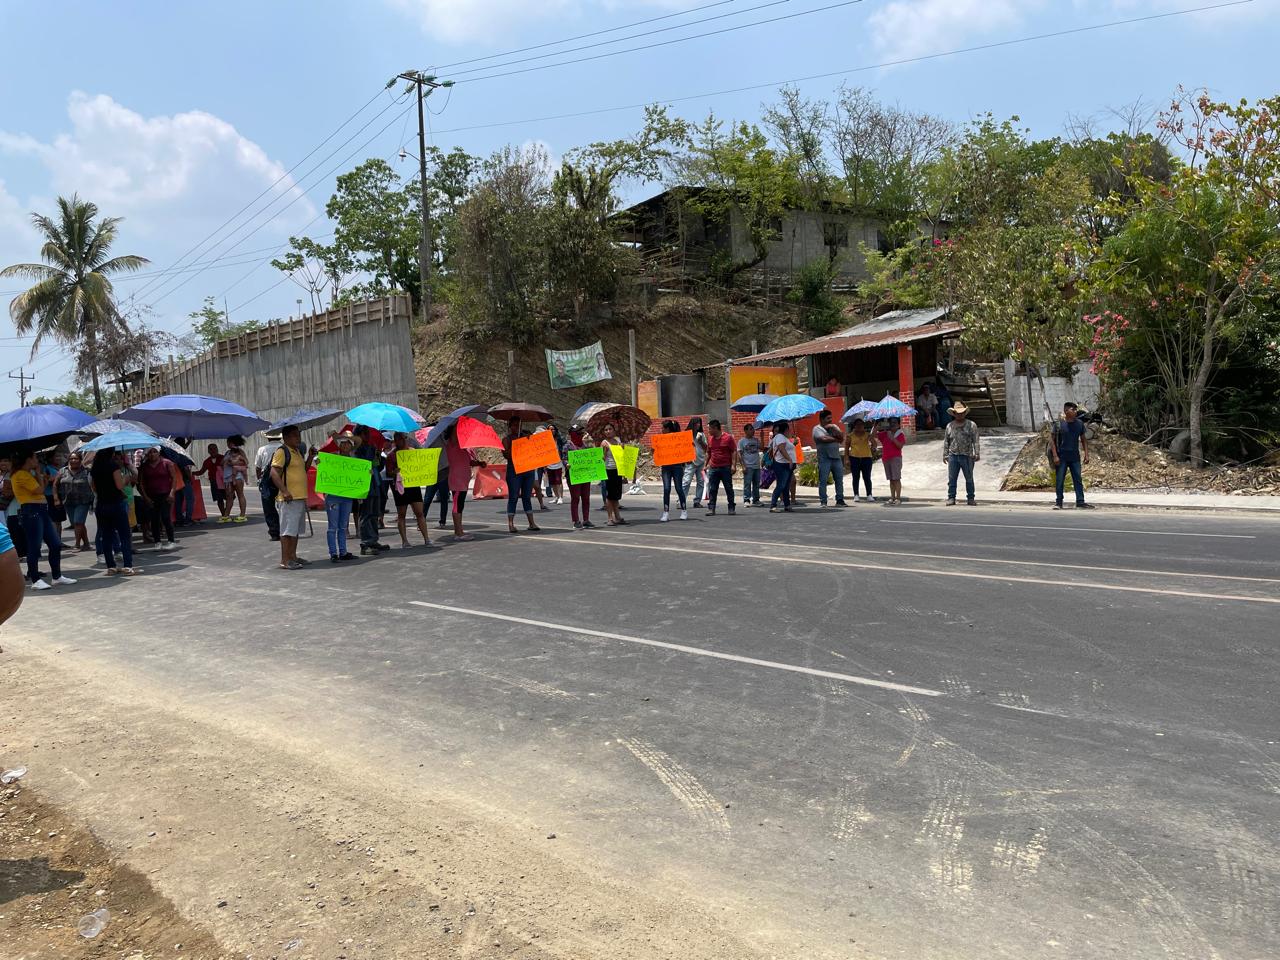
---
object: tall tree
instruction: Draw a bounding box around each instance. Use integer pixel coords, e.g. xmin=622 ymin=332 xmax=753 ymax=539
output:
xmin=1 ymin=195 xmax=148 ymax=411
xmin=1090 ymin=91 xmax=1280 ymax=466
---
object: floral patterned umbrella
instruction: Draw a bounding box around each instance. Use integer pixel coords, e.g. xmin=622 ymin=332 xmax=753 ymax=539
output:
xmin=585 ymin=404 xmax=652 ymax=442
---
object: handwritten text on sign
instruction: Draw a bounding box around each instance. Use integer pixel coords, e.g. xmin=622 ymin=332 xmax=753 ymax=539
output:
xmin=618 ymin=445 xmax=640 ymax=479
xmin=314 ymin=452 xmax=372 ymax=499
xmin=650 ymin=430 xmax=695 ymax=466
xmin=397 ymin=448 xmax=440 ymax=487
xmin=566 ymin=447 xmax=607 ymax=485
xmin=511 ymin=430 xmax=560 ymax=474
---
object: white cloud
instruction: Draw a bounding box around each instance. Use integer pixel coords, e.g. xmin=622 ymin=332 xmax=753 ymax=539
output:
xmin=0 ymin=92 xmax=314 ymax=250
xmin=389 ymin=0 xmax=708 ymax=44
xmin=867 ymin=0 xmax=1037 ymax=63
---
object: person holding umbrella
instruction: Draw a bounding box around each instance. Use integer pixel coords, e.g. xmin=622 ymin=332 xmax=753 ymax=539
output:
xmin=10 ymin=450 xmax=75 ymax=589
xmin=56 ymin=451 xmax=95 ymax=552
xmin=845 ymin=419 xmax=876 ymax=502
xmin=767 ymin=421 xmax=797 ymax=513
xmin=92 ymin=448 xmax=139 ymax=576
xmin=351 ymin=426 xmax=390 ymax=555
xmin=503 ymin=419 xmax=542 ymax=535
xmin=323 ymin=432 xmax=359 ymax=562
xmin=388 ymin=432 xmax=432 ymax=549
xmin=875 ymin=418 xmax=907 ymax=506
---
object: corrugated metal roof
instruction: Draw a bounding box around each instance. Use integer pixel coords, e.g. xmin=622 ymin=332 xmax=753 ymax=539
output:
xmin=731 ymin=309 xmax=960 ymax=364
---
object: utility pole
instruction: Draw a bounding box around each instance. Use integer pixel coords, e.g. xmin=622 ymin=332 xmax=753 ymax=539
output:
xmin=391 ymin=70 xmax=453 ymax=326
xmin=8 ymin=368 xmax=33 ymax=407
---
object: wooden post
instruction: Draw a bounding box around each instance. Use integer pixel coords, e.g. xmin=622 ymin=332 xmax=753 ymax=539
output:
xmin=628 ymin=328 xmax=637 ymax=406
xmin=507 ymin=350 xmax=517 ymax=400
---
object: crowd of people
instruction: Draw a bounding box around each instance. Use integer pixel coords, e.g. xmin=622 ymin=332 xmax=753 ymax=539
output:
xmin=0 ymin=400 xmax=1094 ymax=583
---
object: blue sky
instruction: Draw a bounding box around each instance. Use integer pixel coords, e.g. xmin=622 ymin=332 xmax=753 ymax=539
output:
xmin=1 ymin=0 xmax=1275 ymax=400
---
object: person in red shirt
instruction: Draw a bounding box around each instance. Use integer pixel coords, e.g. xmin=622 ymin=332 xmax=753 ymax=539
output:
xmin=193 ymin=443 xmax=226 ymax=519
xmin=703 ymin=419 xmax=737 ymax=516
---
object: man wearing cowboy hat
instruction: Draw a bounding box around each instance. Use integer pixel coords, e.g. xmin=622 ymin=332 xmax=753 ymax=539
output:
xmin=942 ymin=401 xmax=981 ymax=505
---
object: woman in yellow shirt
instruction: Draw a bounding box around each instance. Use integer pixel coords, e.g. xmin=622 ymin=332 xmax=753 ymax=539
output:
xmin=844 ymin=419 xmax=877 ymax=503
xmin=12 ymin=451 xmax=75 ymax=590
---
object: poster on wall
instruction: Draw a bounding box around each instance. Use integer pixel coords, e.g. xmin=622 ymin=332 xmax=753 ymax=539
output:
xmin=546 ymin=342 xmax=612 ymax=389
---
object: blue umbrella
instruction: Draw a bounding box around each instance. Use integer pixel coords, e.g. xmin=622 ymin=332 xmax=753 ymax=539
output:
xmin=841 ymin=400 xmax=878 ymax=423
xmin=346 ymin=402 xmax=425 ymax=434
xmin=865 ymin=394 xmax=917 ymax=421
xmin=755 ymin=393 xmax=826 ymax=424
xmin=0 ymin=403 xmax=96 ymax=451
xmin=119 ymin=394 xmax=269 ymax=439
xmin=267 ymin=407 xmax=342 ymax=433
xmin=76 ymin=430 xmax=194 ymax=465
xmin=421 ymin=404 xmax=488 ymax=448
xmin=731 ymin=393 xmax=780 ymax=413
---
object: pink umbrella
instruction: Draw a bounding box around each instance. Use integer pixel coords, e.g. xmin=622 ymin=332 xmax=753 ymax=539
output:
xmin=457 ymin=416 xmax=502 ymax=450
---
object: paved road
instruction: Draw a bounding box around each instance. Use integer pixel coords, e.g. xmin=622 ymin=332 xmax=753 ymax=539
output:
xmin=9 ymin=493 xmax=1279 ymax=959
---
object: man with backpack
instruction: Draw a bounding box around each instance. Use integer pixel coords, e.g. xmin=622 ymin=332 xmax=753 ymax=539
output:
xmin=255 ymin=432 xmax=285 ymax=541
xmin=269 ymin=425 xmax=312 ymax=570
xmin=1050 ymin=402 xmax=1093 ymax=510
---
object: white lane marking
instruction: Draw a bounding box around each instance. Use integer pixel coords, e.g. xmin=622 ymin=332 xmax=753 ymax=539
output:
xmin=878 ymin=518 xmax=1255 ymax=539
xmin=532 ymin=536 xmax=1280 ymax=605
xmin=618 ymin=529 xmax=1280 ymax=585
xmin=406 ymin=601 xmax=944 ymax=697
xmin=619 ymin=737 xmax=730 ymax=837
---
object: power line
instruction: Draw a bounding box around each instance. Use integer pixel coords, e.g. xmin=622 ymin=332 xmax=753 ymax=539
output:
xmin=431 ymin=0 xmax=746 ymax=71
xmin=428 ymin=0 xmax=1254 ymax=137
xmin=454 ymin=0 xmax=866 ymax=85
xmin=129 ymin=86 xmax=394 ymax=303
xmin=444 ymin=0 xmax=789 ymax=79
xmin=144 ymin=93 xmax=414 ymax=311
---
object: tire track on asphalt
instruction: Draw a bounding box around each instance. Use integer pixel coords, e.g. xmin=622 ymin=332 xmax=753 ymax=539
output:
xmin=618 ymin=738 xmax=731 ymax=838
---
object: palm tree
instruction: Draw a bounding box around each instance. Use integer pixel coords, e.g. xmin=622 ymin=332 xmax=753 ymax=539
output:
xmin=1 ymin=195 xmax=149 ymax=412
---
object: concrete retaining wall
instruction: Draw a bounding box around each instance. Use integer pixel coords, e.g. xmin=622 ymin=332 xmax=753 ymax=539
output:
xmin=1004 ymin=360 xmax=1100 ymax=429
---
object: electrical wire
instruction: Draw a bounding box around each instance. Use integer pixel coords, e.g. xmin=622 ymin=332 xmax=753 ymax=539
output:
xmin=428 ymin=0 xmax=1255 ymax=136
xmin=129 ymin=86 xmax=393 ymax=303
xmin=430 ymin=0 xmax=745 ymax=71
xmin=443 ymin=0 xmax=789 ymax=79
xmin=452 ymin=0 xmax=866 ymax=85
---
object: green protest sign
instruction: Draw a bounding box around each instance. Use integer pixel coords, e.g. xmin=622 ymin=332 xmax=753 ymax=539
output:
xmin=618 ymin=445 xmax=639 ymax=480
xmin=567 ymin=447 xmax=607 ymax=485
xmin=397 ymin=448 xmax=439 ymax=487
xmin=315 ymin=452 xmax=371 ymax=499
xmin=546 ymin=341 xmax=611 ymax=389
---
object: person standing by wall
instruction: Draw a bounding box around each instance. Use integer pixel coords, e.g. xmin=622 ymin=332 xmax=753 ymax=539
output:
xmin=255 ymin=432 xmax=284 ymax=539
xmin=91 ymin=448 xmax=138 ymax=576
xmin=737 ymin=423 xmax=762 ymax=507
xmin=270 ymin=425 xmax=312 ymax=570
xmin=768 ymin=421 xmax=797 ymax=513
xmin=704 ymin=419 xmax=737 ymax=516
xmin=812 ymin=409 xmax=848 ymax=508
xmin=942 ymin=402 xmax=981 ymax=506
xmin=1049 ymin=401 xmax=1093 ymax=510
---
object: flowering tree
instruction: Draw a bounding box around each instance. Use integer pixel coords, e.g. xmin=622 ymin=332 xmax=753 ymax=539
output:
xmin=1090 ymin=91 xmax=1280 ymax=466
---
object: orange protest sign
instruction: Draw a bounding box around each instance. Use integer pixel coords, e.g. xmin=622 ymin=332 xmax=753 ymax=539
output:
xmin=511 ymin=430 xmax=560 ymax=474
xmin=651 ymin=430 xmax=695 ymax=466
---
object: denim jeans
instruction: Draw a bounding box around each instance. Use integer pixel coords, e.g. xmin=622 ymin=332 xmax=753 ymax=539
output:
xmin=741 ymin=467 xmax=760 ymax=503
xmin=947 ymin=454 xmax=976 ymax=502
xmin=1055 ymin=456 xmax=1085 ymax=505
xmin=770 ymin=462 xmax=794 ymax=508
xmin=20 ymin=502 xmax=61 ymax=581
xmin=682 ymin=462 xmax=705 ymax=504
xmin=325 ymin=496 xmax=352 ymax=555
xmin=706 ymin=466 xmax=735 ymax=509
xmin=817 ymin=451 xmax=845 ymax=504
xmin=177 ymin=483 xmax=195 ymax=523
xmin=148 ymin=494 xmax=175 ymax=543
xmin=849 ymin=457 xmax=873 ymax=497
xmin=506 ymin=465 xmax=535 ymax=517
xmin=661 ymin=465 xmax=687 ymax=511
xmin=259 ymin=484 xmax=280 ymax=537
xmin=96 ymin=500 xmax=133 ymax=569
xmin=359 ymin=487 xmax=381 ymax=547
xmin=422 ymin=482 xmax=449 ymax=524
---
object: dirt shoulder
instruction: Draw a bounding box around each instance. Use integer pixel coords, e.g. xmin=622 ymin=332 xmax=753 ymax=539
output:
xmin=1 ymin=780 xmax=229 ymax=959
xmin=0 ymin=637 xmax=789 ymax=960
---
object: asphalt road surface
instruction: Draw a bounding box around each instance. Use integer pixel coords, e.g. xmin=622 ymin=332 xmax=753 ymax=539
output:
xmin=5 ymin=492 xmax=1278 ymax=959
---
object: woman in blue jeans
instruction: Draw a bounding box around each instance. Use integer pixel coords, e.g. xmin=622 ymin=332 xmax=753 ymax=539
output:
xmin=13 ymin=451 xmax=74 ymax=588
xmin=503 ymin=420 xmax=541 ymax=534
xmin=325 ymin=433 xmax=358 ymax=562
xmin=657 ymin=420 xmax=689 ymax=522
xmin=768 ymin=420 xmax=797 ymax=512
xmin=91 ymin=448 xmax=138 ymax=576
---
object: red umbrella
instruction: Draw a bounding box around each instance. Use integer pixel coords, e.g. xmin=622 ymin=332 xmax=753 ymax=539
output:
xmin=457 ymin=416 xmax=503 ymax=450
xmin=320 ymin=423 xmax=385 ymax=453
xmin=489 ymin=402 xmax=553 ymax=423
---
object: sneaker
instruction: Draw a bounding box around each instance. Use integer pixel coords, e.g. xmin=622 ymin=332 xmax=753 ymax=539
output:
xmin=374 ymin=543 xmax=392 ymax=552
xmin=437 ymin=520 xmax=447 ymax=529
xmin=1077 ymin=502 xmax=1095 ymax=510
xmin=53 ymin=575 xmax=77 ymax=585
xmin=31 ymin=579 xmax=52 ymax=590
xmin=233 ymin=516 xmax=248 ymax=524
xmin=582 ymin=521 xmax=596 ymax=529
xmin=945 ymin=498 xmax=956 ymax=506
xmin=163 ymin=541 xmax=177 ymax=551
xmin=217 ymin=516 xmax=233 ymax=524
xmin=752 ymin=500 xmax=762 ymax=506
xmin=331 ymin=554 xmax=341 ymax=564
xmin=728 ymin=506 xmax=736 ymax=515
xmin=706 ymin=507 xmax=716 ymax=516
xmin=1054 ymin=502 xmax=1064 ymax=510
xmin=660 ymin=512 xmax=669 ymax=522
xmin=864 ymin=496 xmax=876 ymax=503
xmin=679 ymin=510 xmax=688 ymax=521
xmin=769 ymin=507 xmax=782 ymax=514
xmin=573 ymin=522 xmax=583 ymax=530
xmin=338 ymin=553 xmax=356 ymax=562
xmin=360 ymin=545 xmax=377 ymax=556
xmin=835 ymin=500 xmax=848 ymax=507
xmin=966 ymin=499 xmax=977 ymax=506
